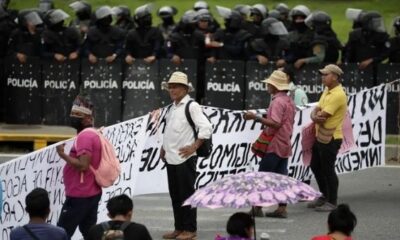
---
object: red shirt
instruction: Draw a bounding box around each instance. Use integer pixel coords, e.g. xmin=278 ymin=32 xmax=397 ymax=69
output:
xmin=265 ymin=92 xmax=296 ymax=158
xmin=63 ymin=130 xmax=102 ymax=197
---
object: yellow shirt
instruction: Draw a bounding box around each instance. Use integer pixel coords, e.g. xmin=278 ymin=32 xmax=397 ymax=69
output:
xmin=317 ymin=84 xmax=347 ymax=139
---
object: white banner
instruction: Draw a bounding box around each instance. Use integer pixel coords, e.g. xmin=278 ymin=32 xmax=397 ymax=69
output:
xmin=0 ymin=84 xmax=387 ymax=240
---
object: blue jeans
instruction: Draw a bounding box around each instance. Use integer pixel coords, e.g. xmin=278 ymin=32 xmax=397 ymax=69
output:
xmin=259 ymin=152 xmax=288 ymax=207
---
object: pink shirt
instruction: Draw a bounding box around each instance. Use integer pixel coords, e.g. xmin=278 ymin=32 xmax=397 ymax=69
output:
xmin=311 ymin=235 xmax=352 ymax=240
xmin=265 ymin=92 xmax=296 ymax=158
xmin=63 ymin=129 xmax=102 ymax=197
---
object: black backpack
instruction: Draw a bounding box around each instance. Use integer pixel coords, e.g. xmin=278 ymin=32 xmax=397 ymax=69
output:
xmin=101 ymin=221 xmax=131 ymax=240
xmin=185 ymin=100 xmax=213 ymax=158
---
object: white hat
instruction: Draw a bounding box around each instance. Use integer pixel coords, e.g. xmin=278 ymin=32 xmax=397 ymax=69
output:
xmin=262 ymin=70 xmax=290 ymax=90
xmin=161 ymin=71 xmax=194 ymax=92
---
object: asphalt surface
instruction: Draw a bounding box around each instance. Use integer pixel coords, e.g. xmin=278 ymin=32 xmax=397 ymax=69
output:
xmin=1 ymin=154 xmax=399 ymax=240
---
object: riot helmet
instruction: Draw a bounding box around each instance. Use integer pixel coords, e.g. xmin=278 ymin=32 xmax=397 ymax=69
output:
xmin=250 ymin=4 xmax=268 ymax=23
xmin=134 ymin=3 xmax=153 ymax=28
xmin=289 ymin=5 xmax=310 ymax=19
xmin=46 ymin=9 xmax=69 ymax=26
xmin=268 ymin=10 xmax=281 ymax=20
xmin=360 ymin=11 xmax=386 ymax=33
xmin=233 ymin=4 xmax=251 ymax=19
xmin=18 ymin=9 xmax=43 ymax=27
xmin=345 ymin=8 xmax=366 ymax=29
xmin=194 ymin=1 xmax=209 ymax=11
xmin=216 ymin=6 xmax=242 ymax=31
xmin=112 ymin=6 xmax=130 ymax=19
xmin=69 ymin=1 xmax=92 ymax=20
xmin=38 ymin=0 xmax=54 ymax=13
xmin=393 ymin=16 xmax=400 ymax=36
xmin=0 ymin=0 xmax=9 ymax=9
xmin=157 ymin=6 xmax=177 ymax=19
xmin=195 ymin=8 xmax=212 ymax=22
xmin=95 ymin=6 xmax=113 ymax=28
xmin=180 ymin=10 xmax=197 ymax=34
xmin=260 ymin=17 xmax=288 ymax=36
xmin=305 ymin=11 xmax=331 ymax=32
xmin=275 ymin=3 xmax=290 ymax=16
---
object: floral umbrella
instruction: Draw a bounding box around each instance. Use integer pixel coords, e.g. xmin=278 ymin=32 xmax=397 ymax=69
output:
xmin=183 ymin=171 xmax=321 ymax=209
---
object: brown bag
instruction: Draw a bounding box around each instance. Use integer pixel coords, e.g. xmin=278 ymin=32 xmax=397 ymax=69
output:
xmin=316 ymin=126 xmax=335 ymax=144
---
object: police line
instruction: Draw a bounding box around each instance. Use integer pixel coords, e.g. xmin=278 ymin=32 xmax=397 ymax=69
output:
xmin=0 ymin=84 xmax=388 ymax=240
xmin=2 ymin=58 xmax=399 ymax=133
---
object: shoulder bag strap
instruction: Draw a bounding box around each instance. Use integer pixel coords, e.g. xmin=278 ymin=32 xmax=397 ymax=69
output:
xmin=184 ymin=100 xmax=198 ymax=139
xmin=23 ymin=225 xmax=40 ymax=240
xmin=119 ymin=221 xmax=131 ymax=231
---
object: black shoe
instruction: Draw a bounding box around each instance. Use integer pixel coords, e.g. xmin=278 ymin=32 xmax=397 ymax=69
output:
xmin=265 ymin=210 xmax=287 ymax=218
xmin=307 ymin=197 xmax=326 ymax=208
xmin=249 ymin=207 xmax=264 ymax=217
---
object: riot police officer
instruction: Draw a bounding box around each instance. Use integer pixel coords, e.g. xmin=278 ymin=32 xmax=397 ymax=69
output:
xmin=86 ymin=6 xmax=124 ymax=64
xmin=0 ymin=5 xmax=16 ymax=58
xmin=245 ymin=4 xmax=268 ymax=37
xmin=278 ymin=5 xmax=313 ymax=67
xmin=125 ymin=4 xmax=163 ymax=65
xmin=193 ymin=1 xmax=220 ymax=33
xmin=343 ymin=11 xmax=390 ymax=69
xmin=8 ymin=10 xmax=43 ymax=63
xmin=274 ymin=3 xmax=291 ymax=30
xmin=42 ymin=9 xmax=81 ymax=62
xmin=69 ymin=1 xmax=94 ymax=37
xmin=294 ymin=11 xmax=342 ymax=69
xmin=249 ymin=17 xmax=289 ymax=65
xmin=157 ymin=6 xmax=178 ymax=41
xmin=112 ymin=5 xmax=135 ymax=32
xmin=213 ymin=6 xmax=252 ymax=61
xmin=388 ymin=17 xmax=400 ymax=63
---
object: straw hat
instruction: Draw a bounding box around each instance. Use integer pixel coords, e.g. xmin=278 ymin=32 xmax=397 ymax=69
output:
xmin=262 ymin=70 xmax=290 ymax=91
xmin=161 ymin=71 xmax=194 ymax=92
xmin=319 ymin=64 xmax=343 ymax=76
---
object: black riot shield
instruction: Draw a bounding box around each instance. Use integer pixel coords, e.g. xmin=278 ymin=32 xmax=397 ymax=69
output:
xmin=0 ymin=59 xmax=4 ymax=122
xmin=340 ymin=63 xmax=374 ymax=96
xmin=294 ymin=63 xmax=324 ymax=103
xmin=204 ymin=60 xmax=245 ymax=110
xmin=41 ymin=60 xmax=79 ymax=125
xmin=80 ymin=59 xmax=122 ymax=127
xmin=376 ymin=63 xmax=400 ymax=134
xmin=4 ymin=57 xmax=42 ymax=124
xmin=244 ymin=61 xmax=273 ymax=109
xmin=158 ymin=59 xmax=197 ymax=107
xmin=122 ymin=60 xmax=159 ymax=120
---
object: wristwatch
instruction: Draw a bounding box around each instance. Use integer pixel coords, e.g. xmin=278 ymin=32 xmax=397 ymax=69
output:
xmin=255 ymin=113 xmax=263 ymax=122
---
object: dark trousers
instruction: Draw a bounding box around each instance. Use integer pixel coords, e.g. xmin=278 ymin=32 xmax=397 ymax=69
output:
xmin=166 ymin=156 xmax=197 ymax=232
xmin=259 ymin=152 xmax=288 ymax=207
xmin=310 ymin=139 xmax=342 ymax=205
xmin=57 ymin=193 xmax=101 ymax=239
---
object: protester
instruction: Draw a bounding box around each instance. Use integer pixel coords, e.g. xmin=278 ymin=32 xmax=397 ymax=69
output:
xmin=160 ymin=71 xmax=213 ymax=240
xmin=56 ymin=95 xmax=102 ymax=239
xmin=215 ymin=212 xmax=254 ymax=240
xmin=311 ymin=204 xmax=357 ymax=240
xmin=87 ymin=194 xmax=152 ymax=240
xmin=308 ymin=64 xmax=347 ymax=212
xmin=243 ymin=70 xmax=296 ymax=218
xmin=10 ymin=188 xmax=68 ymax=240
xmin=281 ymin=65 xmax=309 ymax=106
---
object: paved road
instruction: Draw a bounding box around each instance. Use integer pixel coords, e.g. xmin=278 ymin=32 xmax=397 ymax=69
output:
xmin=132 ymin=167 xmax=400 ymax=240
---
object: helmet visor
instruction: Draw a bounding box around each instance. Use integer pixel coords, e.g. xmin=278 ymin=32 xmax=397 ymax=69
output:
xmin=269 ymin=21 xmax=288 ymax=35
xmin=25 ymin=11 xmax=43 ymax=26
xmin=345 ymin=8 xmax=362 ymax=21
xmin=369 ymin=17 xmax=385 ymax=32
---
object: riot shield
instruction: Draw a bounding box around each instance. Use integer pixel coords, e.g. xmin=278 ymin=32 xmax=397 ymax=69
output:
xmin=341 ymin=63 xmax=374 ymax=96
xmin=376 ymin=63 xmax=400 ymax=134
xmin=158 ymin=59 xmax=197 ymax=107
xmin=4 ymin=57 xmax=42 ymax=124
xmin=244 ymin=61 xmax=273 ymax=109
xmin=80 ymin=59 xmax=122 ymax=127
xmin=122 ymin=60 xmax=159 ymax=120
xmin=41 ymin=60 xmax=79 ymax=125
xmin=294 ymin=63 xmax=324 ymax=103
xmin=204 ymin=60 xmax=245 ymax=110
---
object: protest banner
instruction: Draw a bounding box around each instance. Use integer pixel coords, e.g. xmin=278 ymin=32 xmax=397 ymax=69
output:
xmin=0 ymin=84 xmax=387 ymax=239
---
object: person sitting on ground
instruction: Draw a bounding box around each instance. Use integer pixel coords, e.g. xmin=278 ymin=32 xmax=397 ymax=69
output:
xmin=87 ymin=194 xmax=152 ymax=240
xmin=10 ymin=188 xmax=68 ymax=240
xmin=311 ymin=204 xmax=357 ymax=240
xmin=215 ymin=212 xmax=254 ymax=240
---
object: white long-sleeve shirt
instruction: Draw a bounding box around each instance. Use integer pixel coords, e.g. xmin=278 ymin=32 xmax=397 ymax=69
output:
xmin=163 ymin=95 xmax=213 ymax=165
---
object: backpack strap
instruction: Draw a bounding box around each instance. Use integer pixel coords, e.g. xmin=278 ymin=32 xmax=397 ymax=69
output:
xmin=23 ymin=225 xmax=40 ymax=240
xmin=101 ymin=221 xmax=111 ymax=232
xmin=184 ymin=100 xmax=198 ymax=139
xmin=119 ymin=221 xmax=132 ymax=231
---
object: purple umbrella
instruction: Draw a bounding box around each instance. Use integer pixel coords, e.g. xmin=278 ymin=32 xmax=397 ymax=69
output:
xmin=183 ymin=171 xmax=321 ymax=239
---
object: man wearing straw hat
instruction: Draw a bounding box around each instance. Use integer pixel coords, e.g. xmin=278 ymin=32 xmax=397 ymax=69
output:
xmin=244 ymin=70 xmax=296 ymax=218
xmin=308 ymin=64 xmax=347 ymax=212
xmin=160 ymin=71 xmax=213 ymax=240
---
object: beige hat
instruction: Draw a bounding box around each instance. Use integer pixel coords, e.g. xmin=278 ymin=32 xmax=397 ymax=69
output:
xmin=262 ymin=70 xmax=290 ymax=91
xmin=161 ymin=71 xmax=194 ymax=92
xmin=319 ymin=64 xmax=343 ymax=76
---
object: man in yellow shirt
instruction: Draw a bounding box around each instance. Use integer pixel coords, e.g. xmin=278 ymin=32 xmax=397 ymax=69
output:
xmin=308 ymin=64 xmax=347 ymax=212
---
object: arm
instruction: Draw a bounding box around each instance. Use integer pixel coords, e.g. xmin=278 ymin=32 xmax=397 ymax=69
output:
xmin=56 ymin=143 xmax=91 ymax=171
xmin=243 ymin=111 xmax=281 ymax=129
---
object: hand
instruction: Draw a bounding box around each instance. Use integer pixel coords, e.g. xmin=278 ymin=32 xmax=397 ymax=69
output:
xmin=256 ymin=55 xmax=268 ymax=65
xmin=207 ymin=56 xmax=216 ymax=64
xmin=294 ymin=58 xmax=306 ymax=69
xmin=69 ymin=51 xmax=79 ymax=60
xmin=125 ymin=55 xmax=135 ymax=64
xmin=56 ymin=143 xmax=65 ymax=156
xmin=178 ymin=144 xmax=197 ymax=158
xmin=88 ymin=53 xmax=97 ymax=64
xmin=311 ymin=111 xmax=327 ymax=123
xmin=243 ymin=111 xmax=256 ymax=120
xmin=171 ymin=54 xmax=181 ymax=65
xmin=106 ymin=54 xmax=117 ymax=63
xmin=276 ymin=59 xmax=286 ymax=68
xmin=16 ymin=53 xmax=27 ymax=63
xmin=160 ymin=148 xmax=166 ymax=162
xmin=359 ymin=58 xmax=373 ymax=70
xmin=144 ymin=55 xmax=156 ymax=64
xmin=54 ymin=53 xmax=66 ymax=62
